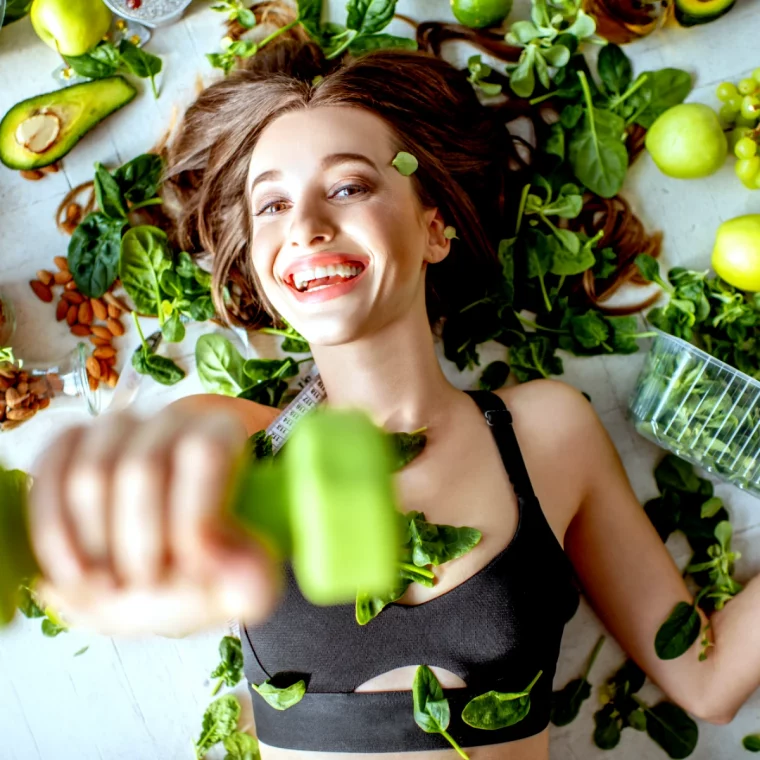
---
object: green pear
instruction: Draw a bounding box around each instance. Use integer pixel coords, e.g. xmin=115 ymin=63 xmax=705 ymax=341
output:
xmin=31 ymin=0 xmax=111 ymax=57
xmin=712 ymin=214 xmax=760 ymax=292
xmin=646 ymin=103 xmax=727 ymax=179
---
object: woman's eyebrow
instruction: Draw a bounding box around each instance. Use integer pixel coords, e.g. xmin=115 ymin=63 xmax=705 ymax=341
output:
xmin=249 ymin=152 xmax=380 ymax=194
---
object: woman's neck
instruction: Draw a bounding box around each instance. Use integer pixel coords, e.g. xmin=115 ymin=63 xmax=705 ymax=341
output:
xmin=309 ymin=290 xmax=460 ymax=433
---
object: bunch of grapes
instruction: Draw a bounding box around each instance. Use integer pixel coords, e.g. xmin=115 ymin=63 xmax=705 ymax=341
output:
xmin=717 ymin=69 xmax=760 ymax=190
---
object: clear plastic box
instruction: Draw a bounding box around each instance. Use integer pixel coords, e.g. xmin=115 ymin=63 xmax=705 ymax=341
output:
xmin=628 ymin=328 xmax=760 ymax=496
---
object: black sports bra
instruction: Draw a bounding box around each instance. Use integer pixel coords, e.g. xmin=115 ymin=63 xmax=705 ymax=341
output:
xmin=242 ymin=390 xmax=579 ymax=752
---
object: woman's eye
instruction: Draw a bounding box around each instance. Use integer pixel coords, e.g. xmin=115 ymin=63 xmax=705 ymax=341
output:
xmin=257 ymin=200 xmax=289 ymax=215
xmin=332 ymin=184 xmax=367 ymax=199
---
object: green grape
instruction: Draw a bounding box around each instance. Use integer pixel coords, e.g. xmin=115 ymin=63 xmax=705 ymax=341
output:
xmin=720 ymin=104 xmax=739 ymax=123
xmin=726 ymin=95 xmax=743 ymax=112
xmin=717 ymin=82 xmax=739 ymax=101
xmin=740 ymin=175 xmax=759 ymax=191
xmin=738 ymin=78 xmax=758 ymax=96
xmin=754 ymin=68 xmax=760 ymax=85
xmin=728 ymin=127 xmax=753 ymax=152
xmin=735 ymin=136 xmax=758 ymax=159
xmin=741 ymin=95 xmax=760 ymax=121
xmin=754 ymin=171 xmax=760 ymax=190
xmin=735 ymin=156 xmax=760 ymax=184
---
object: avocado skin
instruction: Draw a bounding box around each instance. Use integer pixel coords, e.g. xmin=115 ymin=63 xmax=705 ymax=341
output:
xmin=0 ymin=76 xmax=137 ymax=170
xmin=674 ymin=0 xmax=736 ymax=26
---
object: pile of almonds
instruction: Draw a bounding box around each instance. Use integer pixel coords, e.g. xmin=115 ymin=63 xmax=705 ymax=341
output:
xmin=19 ymin=162 xmax=61 ymax=182
xmin=29 ymin=255 xmax=129 ymax=394
xmin=0 ymin=367 xmax=59 ymax=432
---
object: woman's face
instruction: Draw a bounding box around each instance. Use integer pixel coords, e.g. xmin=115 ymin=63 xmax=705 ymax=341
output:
xmin=247 ymin=106 xmax=449 ymax=346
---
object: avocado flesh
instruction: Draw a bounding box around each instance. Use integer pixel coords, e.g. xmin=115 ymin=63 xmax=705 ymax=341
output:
xmin=0 ymin=76 xmax=136 ymax=170
xmin=675 ymin=0 xmax=736 ymax=26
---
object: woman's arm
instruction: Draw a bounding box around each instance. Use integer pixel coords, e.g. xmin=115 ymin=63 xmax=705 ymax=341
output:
xmin=506 ymin=380 xmax=760 ymax=725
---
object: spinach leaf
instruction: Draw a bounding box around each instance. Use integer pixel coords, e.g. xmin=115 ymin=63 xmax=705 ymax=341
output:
xmin=655 ymin=455 xmax=701 ymax=494
xmin=114 ymin=153 xmax=164 ymax=204
xmin=251 ymin=678 xmax=306 ymax=710
xmin=119 ymin=40 xmax=162 ymax=99
xmin=3 ymin=0 xmax=32 ymax=25
xmin=630 ymin=68 xmax=692 ymax=129
xmin=259 ymin=321 xmax=310 ymax=353
xmin=391 ymin=151 xmax=418 ymax=176
xmin=479 ymin=360 xmax=510 ymax=391
xmin=509 ymin=335 xmax=563 ymax=382
xmin=0 ymin=470 xmax=37 ymax=625
xmin=462 ymin=671 xmax=542 ymax=730
xmin=188 ymin=296 xmax=216 ymax=322
xmin=223 ymin=731 xmax=260 ymax=760
xmin=388 ymin=429 xmax=427 ymax=471
xmin=41 ymin=618 xmax=66 ymax=637
xmin=413 ymin=665 xmax=468 ymax=759
xmin=17 ymin=584 xmax=44 ymax=619
xmin=356 ymin=580 xmax=410 ymax=625
xmin=349 ymin=34 xmax=417 ymax=54
xmin=243 ymin=358 xmax=298 ymax=384
xmin=408 ymin=513 xmax=482 ymax=567
xmin=194 ymin=694 xmax=241 ymax=760
xmin=654 ymin=601 xmax=701 ymax=660
xmin=593 ymin=658 xmax=646 ymax=748
xmin=210 ymin=636 xmax=244 ymax=695
xmin=120 ymin=225 xmax=172 ymax=316
xmin=744 ymin=735 xmax=760 ymax=752
xmin=597 ymin=43 xmax=631 ymax=96
xmin=196 ymin=334 xmax=248 ymax=396
xmin=68 ymin=213 xmax=126 ymax=298
xmin=550 ymin=635 xmax=604 ymax=726
xmin=643 ymin=701 xmax=698 ymax=759
xmin=132 ymin=348 xmax=186 ymax=385
xmin=162 ymin=312 xmax=185 ymax=343
xmin=248 ymin=430 xmax=274 ymax=461
xmin=346 ymin=0 xmax=395 ymax=37
xmin=64 ymin=42 xmax=121 ymax=79
xmin=594 ymin=704 xmax=622 ymax=749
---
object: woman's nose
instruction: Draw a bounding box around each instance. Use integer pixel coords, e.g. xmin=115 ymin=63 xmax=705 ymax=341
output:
xmin=288 ymin=200 xmax=337 ymax=249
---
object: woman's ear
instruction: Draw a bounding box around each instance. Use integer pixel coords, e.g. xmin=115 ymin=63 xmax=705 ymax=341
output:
xmin=423 ymin=208 xmax=451 ymax=264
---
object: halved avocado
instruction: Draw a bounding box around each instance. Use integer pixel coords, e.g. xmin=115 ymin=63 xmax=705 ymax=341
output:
xmin=0 ymin=76 xmax=136 ymax=170
xmin=674 ymin=0 xmax=736 ymax=26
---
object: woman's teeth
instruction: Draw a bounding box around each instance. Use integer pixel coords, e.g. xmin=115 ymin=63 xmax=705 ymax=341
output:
xmin=292 ymin=263 xmax=363 ymax=292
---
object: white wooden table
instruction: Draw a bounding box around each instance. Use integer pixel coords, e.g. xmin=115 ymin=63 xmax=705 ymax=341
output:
xmin=2 ymin=1 xmax=760 ymax=758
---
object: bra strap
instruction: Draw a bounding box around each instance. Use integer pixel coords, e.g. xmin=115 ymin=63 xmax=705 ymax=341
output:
xmin=465 ymin=390 xmax=537 ymax=501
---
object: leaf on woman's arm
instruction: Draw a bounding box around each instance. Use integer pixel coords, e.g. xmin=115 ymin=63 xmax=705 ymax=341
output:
xmin=251 ymin=678 xmax=306 ymax=710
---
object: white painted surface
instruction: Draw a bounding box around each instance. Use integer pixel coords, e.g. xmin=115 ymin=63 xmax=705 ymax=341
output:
xmin=1 ymin=1 xmax=760 ymax=758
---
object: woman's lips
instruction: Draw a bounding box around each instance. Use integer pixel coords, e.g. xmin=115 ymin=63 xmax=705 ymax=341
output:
xmin=287 ymin=265 xmax=369 ymax=304
xmin=282 ymin=252 xmax=370 ymax=282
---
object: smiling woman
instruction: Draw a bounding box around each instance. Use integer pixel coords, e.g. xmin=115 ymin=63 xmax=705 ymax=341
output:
xmin=25 ymin=13 xmax=760 ymax=760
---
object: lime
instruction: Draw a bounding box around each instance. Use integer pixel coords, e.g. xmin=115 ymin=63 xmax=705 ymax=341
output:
xmin=451 ymin=0 xmax=513 ymax=29
xmin=712 ymin=215 xmax=760 ymax=292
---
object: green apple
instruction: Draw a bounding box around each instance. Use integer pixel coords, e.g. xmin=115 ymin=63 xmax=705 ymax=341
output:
xmin=30 ymin=0 xmax=112 ymax=57
xmin=645 ymin=103 xmax=727 ymax=179
xmin=712 ymin=214 xmax=760 ymax=292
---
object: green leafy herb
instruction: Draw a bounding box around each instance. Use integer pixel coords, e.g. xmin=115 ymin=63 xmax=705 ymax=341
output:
xmin=2 ymin=0 xmax=33 ymax=25
xmin=639 ymin=700 xmax=698 ymax=759
xmin=223 ymin=731 xmax=260 ymax=760
xmin=257 ymin=320 xmax=310 ymax=353
xmin=211 ymin=0 xmax=257 ymax=28
xmin=388 ymin=428 xmax=427 ymax=471
xmin=118 ymin=40 xmax=162 ymax=99
xmin=68 ymin=213 xmax=126 ymax=298
xmin=391 ymin=151 xmax=418 ymax=176
xmin=251 ymin=678 xmax=306 ymax=710
xmin=413 ymin=665 xmax=469 ymax=759
xmin=462 ymin=671 xmax=542 ymax=730
xmin=114 ymin=153 xmax=164 ymax=204
xmin=248 ymin=430 xmax=274 ymax=461
xmin=479 ymin=360 xmax=510 ymax=391
xmin=131 ymin=314 xmax=185 ymax=386
xmin=408 ymin=512 xmax=482 ymax=567
xmin=74 ymin=646 xmax=90 ymax=657
xmin=210 ymin=636 xmax=244 ymax=695
xmin=597 ymin=43 xmax=631 ymax=96
xmin=467 ymin=55 xmax=502 ymax=97
xmin=654 ymin=601 xmax=701 ymax=660
xmin=94 ymin=162 xmax=128 ymax=219
xmin=550 ymin=635 xmax=604 ymax=726
xmin=41 ymin=618 xmax=67 ymax=637
xmin=592 ymin=659 xmax=645 ymax=749
xmin=195 ymin=334 xmax=249 ymax=397
xmin=194 ymin=694 xmax=241 ymax=760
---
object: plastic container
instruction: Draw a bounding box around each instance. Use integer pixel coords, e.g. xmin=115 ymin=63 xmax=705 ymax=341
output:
xmin=629 ymin=328 xmax=760 ymax=496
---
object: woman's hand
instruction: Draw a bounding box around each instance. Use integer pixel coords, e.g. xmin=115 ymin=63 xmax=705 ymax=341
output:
xmin=28 ymin=406 xmax=281 ymax=638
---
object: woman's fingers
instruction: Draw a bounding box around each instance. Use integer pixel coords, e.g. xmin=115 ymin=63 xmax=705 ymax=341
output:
xmin=29 ymin=426 xmax=89 ymax=587
xmin=110 ymin=408 xmax=189 ymax=586
xmin=64 ymin=414 xmax=138 ymax=567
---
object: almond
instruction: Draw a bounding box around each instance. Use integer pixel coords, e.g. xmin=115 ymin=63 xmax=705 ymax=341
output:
xmin=86 ymin=356 xmax=101 ymax=379
xmin=88 ymin=374 xmax=99 ymax=392
xmin=53 ymin=270 xmax=73 ymax=285
xmin=108 ymin=303 xmax=121 ymax=319
xmin=66 ymin=203 xmax=81 ymax=223
xmin=62 ymin=290 xmax=84 ymax=305
xmin=104 ymin=293 xmax=129 ymax=313
xmin=1 ymin=420 xmax=22 ymax=431
xmin=41 ymin=162 xmax=59 ymax=174
xmin=64 ymin=279 xmax=78 ymax=291
xmin=5 ymin=387 xmax=21 ymax=407
xmin=78 ymin=301 xmax=93 ymax=325
xmin=99 ymin=359 xmax=110 ymax=378
xmin=0 ymin=377 xmax=9 ymax=391
xmin=91 ymin=325 xmax=112 ymax=340
xmin=38 ymin=397 xmax=51 ymax=410
xmin=61 ymin=220 xmax=77 ymax=236
xmin=54 ymin=256 xmax=69 ymax=271
xmin=30 ymin=280 xmax=53 ymax=302
xmin=20 ymin=169 xmax=44 ymax=181
xmin=106 ymin=368 xmax=119 ymax=388
xmin=106 ymin=317 xmax=124 ymax=336
xmin=8 ymin=407 xmax=35 ymax=421
xmin=37 ymin=269 xmax=54 ymax=286
xmin=93 ymin=346 xmax=116 ymax=359
xmin=55 ymin=299 xmax=69 ymax=321
xmin=28 ymin=398 xmax=40 ymax=413
xmin=16 ymin=381 xmax=28 ymax=396
xmin=66 ymin=304 xmax=78 ymax=326
xmin=29 ymin=378 xmax=48 ymax=396
xmin=90 ymin=336 xmax=112 ymax=348
xmin=91 ymin=298 xmax=107 ymax=321
xmin=0 ymin=366 xmax=17 ymax=379
xmin=71 ymin=324 xmax=91 ymax=337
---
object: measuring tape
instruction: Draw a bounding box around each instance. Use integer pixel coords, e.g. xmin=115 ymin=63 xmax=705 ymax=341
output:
xmin=264 ymin=371 xmax=327 ymax=455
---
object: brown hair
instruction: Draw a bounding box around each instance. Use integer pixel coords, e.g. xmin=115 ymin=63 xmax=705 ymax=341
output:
xmin=165 ymin=36 xmax=520 ymax=329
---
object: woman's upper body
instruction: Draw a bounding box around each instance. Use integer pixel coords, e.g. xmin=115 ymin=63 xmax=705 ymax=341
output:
xmin=27 ymin=37 xmax=760 ymax=760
